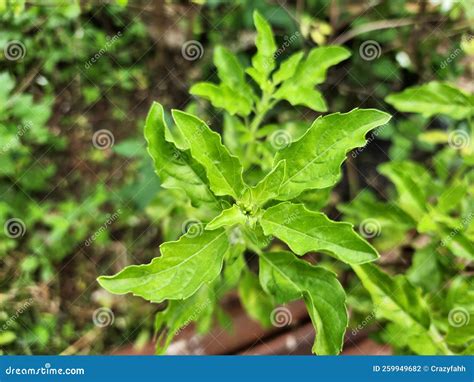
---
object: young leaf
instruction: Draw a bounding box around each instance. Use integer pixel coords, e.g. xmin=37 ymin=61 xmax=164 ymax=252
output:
xmin=352 ymin=263 xmax=431 ymax=330
xmin=172 ymin=110 xmax=246 ymax=199
xmin=206 ymin=205 xmax=247 ymax=230
xmin=259 ymin=251 xmax=348 ymax=355
xmin=275 ymin=109 xmax=391 ymax=200
xmin=144 ymin=102 xmax=219 ymax=209
xmin=251 ymin=10 xmax=277 ymax=80
xmin=243 ymin=160 xmax=286 ymax=206
xmin=272 ymin=52 xmax=304 ymax=85
xmin=385 ymin=82 xmax=474 ymax=120
xmin=98 ymin=229 xmax=229 ymax=303
xmin=273 ymin=46 xmax=351 ymax=111
xmin=260 ymin=202 xmax=378 ymax=264
xmin=214 ymin=45 xmax=246 ymax=87
xmin=238 ymin=270 xmax=274 ymax=328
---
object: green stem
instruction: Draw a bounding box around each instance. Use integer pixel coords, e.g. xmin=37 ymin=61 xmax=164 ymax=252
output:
xmin=428 ymin=325 xmax=453 ymax=355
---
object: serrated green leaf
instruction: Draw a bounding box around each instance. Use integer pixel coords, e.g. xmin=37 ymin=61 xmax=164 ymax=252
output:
xmin=172 ymin=110 xmax=246 ymax=199
xmin=98 ymin=229 xmax=229 ymax=303
xmin=144 ymin=102 xmax=219 ymax=209
xmin=273 ymin=46 xmax=350 ymax=111
xmin=352 ymin=263 xmax=431 ymax=330
xmin=385 ymin=82 xmax=474 ymax=120
xmin=259 ymin=251 xmax=347 ymax=354
xmin=206 ymin=205 xmax=247 ymax=230
xmin=190 ymin=82 xmax=253 ymax=116
xmin=272 ymin=52 xmax=304 ymax=84
xmin=275 ymin=109 xmax=391 ymax=200
xmin=379 ymin=161 xmax=429 ymax=220
xmin=260 ymin=202 xmax=378 ymax=264
xmin=238 ymin=270 xmax=274 ymax=328
xmin=252 ymin=10 xmax=277 ymax=79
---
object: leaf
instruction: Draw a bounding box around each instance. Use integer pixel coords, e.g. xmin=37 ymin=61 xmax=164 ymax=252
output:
xmin=260 ymin=202 xmax=378 ymax=264
xmin=259 ymin=251 xmax=347 ymax=354
xmin=154 ymin=285 xmax=214 ymax=354
xmin=446 ymin=312 xmax=474 ymax=346
xmin=214 ymin=45 xmax=246 ymax=87
xmin=98 ymin=229 xmax=229 ymax=303
xmin=144 ymin=102 xmax=219 ymax=209
xmin=379 ymin=161 xmax=429 ymax=220
xmin=238 ymin=270 xmax=274 ymax=328
xmin=275 ymin=109 xmax=391 ymax=200
xmin=206 ymin=205 xmax=247 ymax=230
xmin=352 ymin=263 xmax=431 ymax=330
xmin=251 ymin=10 xmax=277 ymax=79
xmin=172 ymin=110 xmax=246 ymax=199
xmin=190 ymin=82 xmax=253 ymax=116
xmin=243 ymin=160 xmax=286 ymax=207
xmin=272 ymin=52 xmax=304 ymax=84
xmin=385 ymin=82 xmax=474 ymax=120
xmin=274 ymin=46 xmax=351 ymax=111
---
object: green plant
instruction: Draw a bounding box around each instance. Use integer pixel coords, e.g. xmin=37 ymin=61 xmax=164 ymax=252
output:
xmin=98 ymin=11 xmax=392 ymax=355
xmin=341 ymin=82 xmax=474 ymax=355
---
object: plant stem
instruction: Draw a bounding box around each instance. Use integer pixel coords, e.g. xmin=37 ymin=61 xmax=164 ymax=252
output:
xmin=428 ymin=325 xmax=454 ymax=355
